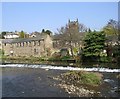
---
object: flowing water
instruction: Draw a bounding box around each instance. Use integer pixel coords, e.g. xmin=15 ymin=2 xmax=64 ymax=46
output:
xmin=0 ymin=63 xmax=120 ymax=97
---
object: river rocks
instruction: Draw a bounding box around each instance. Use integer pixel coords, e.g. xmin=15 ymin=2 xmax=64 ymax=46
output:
xmin=59 ymin=71 xmax=103 ymax=86
xmin=21 ymin=91 xmax=24 ymax=94
xmin=53 ymin=71 xmax=102 ymax=97
xmin=45 ymin=68 xmax=49 ymax=71
xmin=58 ymin=83 xmax=95 ymax=97
xmin=115 ymin=88 xmax=120 ymax=92
xmin=116 ymin=74 xmax=120 ymax=79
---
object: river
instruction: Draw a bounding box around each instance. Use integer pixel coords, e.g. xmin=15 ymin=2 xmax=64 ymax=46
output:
xmin=0 ymin=63 xmax=120 ymax=98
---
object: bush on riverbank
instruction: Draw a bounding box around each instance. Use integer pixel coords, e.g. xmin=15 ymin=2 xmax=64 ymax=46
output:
xmin=99 ymin=56 xmax=113 ymax=63
xmin=48 ymin=55 xmax=72 ymax=61
xmin=59 ymin=71 xmax=103 ymax=86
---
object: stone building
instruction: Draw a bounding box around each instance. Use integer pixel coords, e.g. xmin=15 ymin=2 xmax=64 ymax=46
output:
xmin=2 ymin=33 xmax=53 ymax=57
xmin=1 ymin=19 xmax=86 ymax=57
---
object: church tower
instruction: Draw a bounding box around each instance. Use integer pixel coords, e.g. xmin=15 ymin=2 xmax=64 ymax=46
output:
xmin=67 ymin=19 xmax=79 ymax=33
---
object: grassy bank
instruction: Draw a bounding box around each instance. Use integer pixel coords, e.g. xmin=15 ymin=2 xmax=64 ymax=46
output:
xmin=59 ymin=71 xmax=103 ymax=86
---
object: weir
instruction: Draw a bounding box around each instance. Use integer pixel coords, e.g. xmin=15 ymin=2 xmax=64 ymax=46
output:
xmin=0 ymin=64 xmax=120 ymax=73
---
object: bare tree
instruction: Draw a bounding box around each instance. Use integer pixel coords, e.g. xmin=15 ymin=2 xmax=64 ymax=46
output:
xmin=55 ymin=19 xmax=87 ymax=57
xmin=103 ymin=19 xmax=118 ymax=36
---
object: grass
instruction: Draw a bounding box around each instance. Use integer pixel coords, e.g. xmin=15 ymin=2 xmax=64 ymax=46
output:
xmin=62 ymin=71 xmax=103 ymax=86
xmin=80 ymin=71 xmax=102 ymax=85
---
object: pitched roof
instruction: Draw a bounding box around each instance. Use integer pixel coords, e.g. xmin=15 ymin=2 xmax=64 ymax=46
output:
xmin=2 ymin=36 xmax=45 ymax=44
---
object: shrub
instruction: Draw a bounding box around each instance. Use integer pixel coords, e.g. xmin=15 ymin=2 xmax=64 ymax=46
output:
xmin=100 ymin=56 xmax=112 ymax=62
xmin=61 ymin=56 xmax=71 ymax=60
xmin=0 ymin=49 xmax=4 ymax=56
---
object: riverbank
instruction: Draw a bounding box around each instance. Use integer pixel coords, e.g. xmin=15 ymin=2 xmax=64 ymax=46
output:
xmin=1 ymin=55 xmax=118 ymax=65
xmin=1 ymin=56 xmax=119 ymax=69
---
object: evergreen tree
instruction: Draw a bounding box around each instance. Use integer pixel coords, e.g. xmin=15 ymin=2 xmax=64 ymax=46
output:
xmin=42 ymin=29 xmax=45 ymax=33
xmin=82 ymin=31 xmax=106 ymax=61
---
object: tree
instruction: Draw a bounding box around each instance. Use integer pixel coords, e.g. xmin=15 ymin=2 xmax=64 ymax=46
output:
xmin=82 ymin=31 xmax=106 ymax=61
xmin=57 ymin=20 xmax=87 ymax=57
xmin=45 ymin=30 xmax=52 ymax=35
xmin=19 ymin=30 xmax=25 ymax=38
xmin=0 ymin=49 xmax=4 ymax=57
xmin=88 ymin=28 xmax=92 ymax=33
xmin=0 ymin=32 xmax=7 ymax=39
xmin=41 ymin=29 xmax=52 ymax=35
xmin=103 ymin=19 xmax=119 ymax=61
xmin=103 ymin=19 xmax=118 ymax=36
xmin=79 ymin=23 xmax=88 ymax=32
xmin=118 ymin=21 xmax=120 ymax=64
xmin=42 ymin=29 xmax=45 ymax=33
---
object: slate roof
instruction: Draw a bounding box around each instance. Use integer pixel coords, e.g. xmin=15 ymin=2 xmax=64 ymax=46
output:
xmin=2 ymin=36 xmax=45 ymax=44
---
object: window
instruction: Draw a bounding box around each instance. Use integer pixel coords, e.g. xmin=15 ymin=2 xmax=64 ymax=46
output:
xmin=29 ymin=42 xmax=31 ymax=46
xmin=26 ymin=42 xmax=28 ymax=46
xmin=10 ymin=50 xmax=13 ymax=56
xmin=4 ymin=43 xmax=6 ymax=46
xmin=21 ymin=42 xmax=23 ymax=46
xmin=34 ymin=48 xmax=38 ymax=54
xmin=38 ymin=40 xmax=40 ymax=46
xmin=34 ymin=41 xmax=36 ymax=46
xmin=23 ymin=42 xmax=24 ymax=47
xmin=16 ymin=43 xmax=18 ymax=47
xmin=20 ymin=43 xmax=21 ymax=47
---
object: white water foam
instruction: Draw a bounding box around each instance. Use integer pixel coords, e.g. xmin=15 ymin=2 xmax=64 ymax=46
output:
xmin=0 ymin=64 xmax=120 ymax=73
xmin=104 ymin=79 xmax=114 ymax=83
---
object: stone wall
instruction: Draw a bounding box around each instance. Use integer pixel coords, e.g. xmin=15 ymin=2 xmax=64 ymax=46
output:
xmin=2 ymin=34 xmax=53 ymax=57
